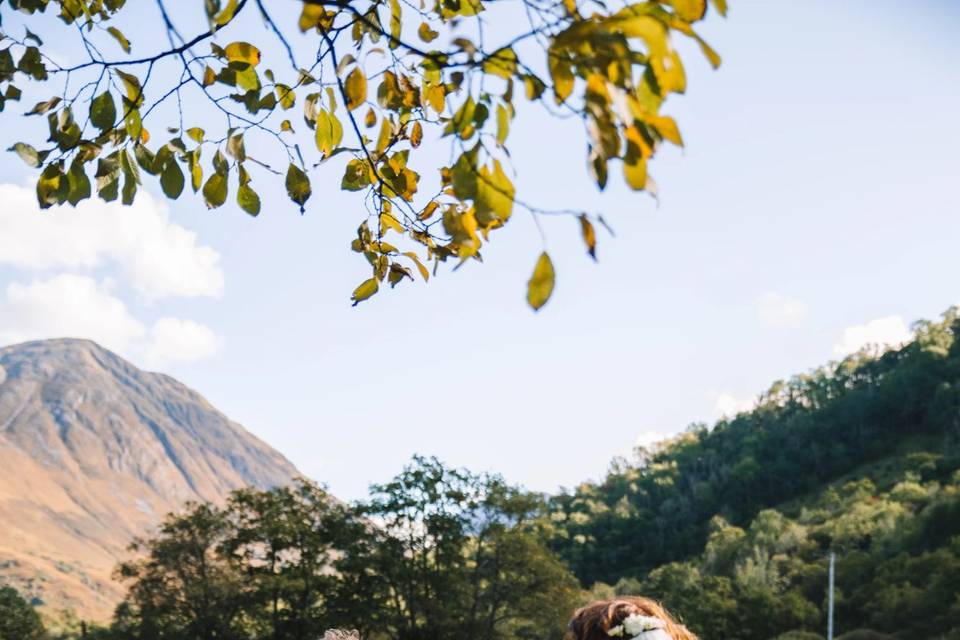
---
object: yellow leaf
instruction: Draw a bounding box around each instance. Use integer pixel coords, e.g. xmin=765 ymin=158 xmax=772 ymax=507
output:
xmin=344 ymin=68 xmax=367 ymax=110
xmin=496 ymin=104 xmax=510 ymax=145
xmin=669 ymin=0 xmax=707 ymax=22
xmin=380 ymin=212 xmax=404 ymax=235
xmin=623 ymin=156 xmax=647 ymax=190
xmin=426 ymin=85 xmax=445 ymax=113
xmin=351 ymin=277 xmax=379 ymax=306
xmin=224 ymin=42 xmax=261 ymax=68
xmin=212 ymin=0 xmax=239 ymax=25
xmin=548 ymin=54 xmax=574 ymax=104
xmin=579 ymin=215 xmax=596 ymax=260
xmin=106 ymin=27 xmax=131 ymax=53
xmin=694 ymin=33 xmax=722 ymax=69
xmin=402 ymin=251 xmax=430 ymax=281
xmin=526 ymin=252 xmax=555 ymax=311
xmin=475 ymin=159 xmax=514 ymax=223
xmin=115 ymin=70 xmax=143 ymax=106
xmin=410 ymin=121 xmax=423 ymax=148
xmin=299 ymin=4 xmax=325 ymax=31
xmin=482 ymin=47 xmax=518 ymax=80
xmin=418 ymin=22 xmax=439 ymax=43
xmin=419 ymin=201 xmax=439 ymax=221
xmin=203 ymin=66 xmax=216 ymax=87
xmin=376 ymin=118 xmax=392 ymax=154
xmin=648 ymin=115 xmax=683 ymax=146
xmin=389 ymin=0 xmax=402 ymax=49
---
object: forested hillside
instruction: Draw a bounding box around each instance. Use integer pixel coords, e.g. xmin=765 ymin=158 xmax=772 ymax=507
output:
xmin=549 ymin=307 xmax=960 ymax=638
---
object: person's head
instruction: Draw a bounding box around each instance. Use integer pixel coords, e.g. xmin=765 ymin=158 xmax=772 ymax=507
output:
xmin=567 ymin=596 xmax=698 ymax=640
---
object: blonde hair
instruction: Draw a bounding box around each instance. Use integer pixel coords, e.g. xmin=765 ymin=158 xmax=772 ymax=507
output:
xmin=567 ymin=597 xmax=698 ymax=640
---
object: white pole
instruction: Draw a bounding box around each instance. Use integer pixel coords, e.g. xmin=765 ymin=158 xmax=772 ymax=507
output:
xmin=827 ymin=551 xmax=835 ymax=640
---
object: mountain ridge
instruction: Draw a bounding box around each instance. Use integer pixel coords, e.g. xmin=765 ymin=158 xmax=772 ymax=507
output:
xmin=0 ymin=338 xmax=301 ymax=621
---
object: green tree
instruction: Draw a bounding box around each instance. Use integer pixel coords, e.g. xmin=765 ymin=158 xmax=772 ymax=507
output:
xmin=0 ymin=0 xmax=726 ymax=308
xmin=0 ymin=585 xmax=47 ymax=640
xmin=221 ymin=480 xmax=364 ymax=640
xmin=115 ymin=503 xmax=247 ymax=640
xmin=110 ymin=459 xmax=580 ymax=640
xmin=351 ymin=456 xmax=580 ymax=640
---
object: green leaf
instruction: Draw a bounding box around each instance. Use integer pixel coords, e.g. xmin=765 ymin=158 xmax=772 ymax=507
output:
xmin=90 ymin=92 xmax=116 ymax=131
xmin=17 ymin=46 xmax=46 ymax=80
xmin=116 ymin=70 xmax=143 ymax=106
xmin=450 ymin=147 xmax=479 ymax=200
xmin=9 ymin=142 xmax=40 ymax=167
xmin=342 ymin=158 xmax=372 ymax=191
xmin=202 ymin=173 xmax=228 ymax=208
xmin=106 ymin=26 xmax=131 ymax=53
xmin=315 ymin=110 xmax=343 ymax=157
xmin=276 ymin=84 xmax=296 ymax=110
xmin=124 ymin=108 xmax=143 ymax=141
xmin=160 ymin=159 xmax=185 ymax=199
xmin=187 ymin=149 xmax=203 ymax=192
xmin=25 ymin=96 xmax=61 ymax=116
xmin=36 ymin=162 xmax=67 ymax=209
xmin=351 ymin=277 xmax=379 ymax=306
xmin=526 ymin=252 xmax=555 ymax=311
xmin=237 ymin=184 xmax=261 ymax=216
xmin=285 ymin=163 xmax=312 ymax=212
xmin=66 ymin=158 xmax=91 ymax=206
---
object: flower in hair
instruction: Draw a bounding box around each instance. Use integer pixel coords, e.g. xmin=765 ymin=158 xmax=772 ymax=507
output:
xmin=607 ymin=614 xmax=670 ymax=640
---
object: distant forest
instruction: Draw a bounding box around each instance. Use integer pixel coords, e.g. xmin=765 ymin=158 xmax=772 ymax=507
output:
xmin=3 ymin=308 xmax=959 ymax=640
xmin=549 ymin=307 xmax=960 ymax=638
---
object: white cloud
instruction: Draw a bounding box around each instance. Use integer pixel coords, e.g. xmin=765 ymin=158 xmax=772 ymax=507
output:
xmin=0 ymin=183 xmax=223 ymax=300
xmin=833 ymin=315 xmax=912 ymax=357
xmin=755 ymin=292 xmax=808 ymax=328
xmin=0 ymin=274 xmax=145 ymax=354
xmin=144 ymin=318 xmax=221 ymax=367
xmin=0 ymin=275 xmax=219 ymax=366
xmin=709 ymin=391 xmax=756 ymax=420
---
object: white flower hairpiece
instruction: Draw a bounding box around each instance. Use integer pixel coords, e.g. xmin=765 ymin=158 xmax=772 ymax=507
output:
xmin=607 ymin=614 xmax=671 ymax=640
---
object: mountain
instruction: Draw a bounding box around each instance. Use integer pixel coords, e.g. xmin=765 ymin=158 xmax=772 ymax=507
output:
xmin=549 ymin=308 xmax=960 ymax=639
xmin=0 ymin=339 xmax=300 ymax=622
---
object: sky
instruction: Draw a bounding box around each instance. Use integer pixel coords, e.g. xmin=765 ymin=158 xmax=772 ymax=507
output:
xmin=0 ymin=0 xmax=958 ymax=501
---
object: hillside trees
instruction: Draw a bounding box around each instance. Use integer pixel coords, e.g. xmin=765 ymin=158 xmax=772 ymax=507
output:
xmin=549 ymin=307 xmax=960 ymax=585
xmin=0 ymin=585 xmax=47 ymax=640
xmin=111 ymin=459 xmax=579 ymax=640
xmin=0 ymin=0 xmax=725 ymax=307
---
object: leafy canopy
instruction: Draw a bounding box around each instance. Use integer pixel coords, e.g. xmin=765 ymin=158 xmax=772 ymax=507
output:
xmin=110 ymin=459 xmax=580 ymax=640
xmin=0 ymin=585 xmax=47 ymax=640
xmin=0 ymin=0 xmax=725 ymax=307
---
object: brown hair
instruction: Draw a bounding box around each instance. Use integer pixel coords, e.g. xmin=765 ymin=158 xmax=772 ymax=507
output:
xmin=567 ymin=597 xmax=698 ymax=640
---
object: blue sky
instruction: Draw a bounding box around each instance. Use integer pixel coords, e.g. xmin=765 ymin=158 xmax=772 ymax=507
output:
xmin=1 ymin=1 xmax=958 ymax=500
